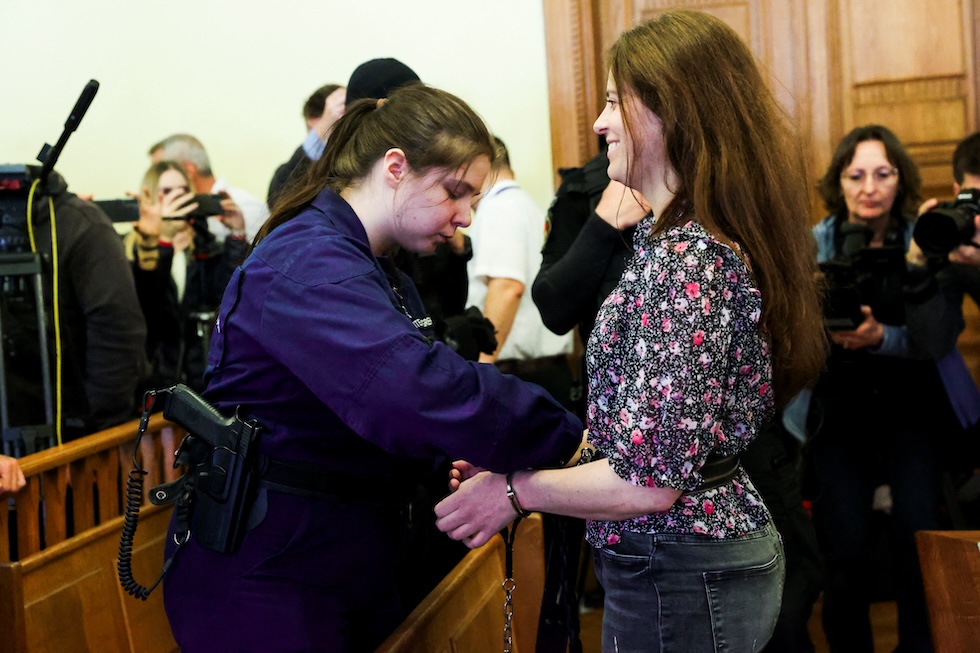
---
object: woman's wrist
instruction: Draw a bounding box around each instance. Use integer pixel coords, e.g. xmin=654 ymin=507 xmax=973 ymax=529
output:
xmin=505 ymin=471 xmax=531 ymax=518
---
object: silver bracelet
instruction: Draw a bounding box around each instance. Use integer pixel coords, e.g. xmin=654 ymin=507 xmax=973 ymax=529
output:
xmin=505 ymin=472 xmax=531 ymax=518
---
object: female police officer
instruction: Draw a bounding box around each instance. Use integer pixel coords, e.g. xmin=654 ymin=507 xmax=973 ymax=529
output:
xmin=161 ymin=84 xmax=584 ymax=653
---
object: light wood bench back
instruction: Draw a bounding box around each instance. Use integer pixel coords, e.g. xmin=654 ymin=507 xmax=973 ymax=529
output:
xmin=0 ymin=413 xmax=181 ymax=653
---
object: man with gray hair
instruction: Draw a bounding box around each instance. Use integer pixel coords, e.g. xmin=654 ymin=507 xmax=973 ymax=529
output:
xmin=149 ymin=134 xmax=269 ymax=241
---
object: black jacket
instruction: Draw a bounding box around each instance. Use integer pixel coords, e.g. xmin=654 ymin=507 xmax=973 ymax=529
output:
xmin=532 ymin=150 xmax=634 ymax=344
xmin=2 ymin=167 xmax=146 ymax=442
xmin=267 ymin=146 xmax=311 ymax=208
xmin=132 ymin=234 xmax=248 ymax=392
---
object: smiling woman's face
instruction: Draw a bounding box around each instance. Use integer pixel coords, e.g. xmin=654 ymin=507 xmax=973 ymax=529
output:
xmin=593 ymin=73 xmax=671 ymax=198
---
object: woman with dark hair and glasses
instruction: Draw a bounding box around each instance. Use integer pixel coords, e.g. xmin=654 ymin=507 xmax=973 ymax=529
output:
xmin=808 ymin=124 xmax=958 ymax=652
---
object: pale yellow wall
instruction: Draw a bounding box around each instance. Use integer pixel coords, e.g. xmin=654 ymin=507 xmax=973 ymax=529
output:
xmin=0 ymin=0 xmax=557 ymax=211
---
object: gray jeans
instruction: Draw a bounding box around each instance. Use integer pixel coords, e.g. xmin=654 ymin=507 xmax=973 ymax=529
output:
xmin=594 ymin=521 xmax=784 ymax=652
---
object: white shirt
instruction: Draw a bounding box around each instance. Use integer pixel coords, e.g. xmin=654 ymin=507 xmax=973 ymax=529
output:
xmin=208 ymin=177 xmax=269 ymax=242
xmin=466 ymin=179 xmax=573 ymax=361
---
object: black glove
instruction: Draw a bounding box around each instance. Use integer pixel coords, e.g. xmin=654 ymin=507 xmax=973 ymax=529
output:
xmin=441 ymin=306 xmax=498 ymax=361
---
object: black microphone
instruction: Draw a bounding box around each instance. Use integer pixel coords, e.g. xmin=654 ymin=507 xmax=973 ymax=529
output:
xmin=65 ymin=79 xmax=99 ymax=133
xmin=37 ymin=79 xmax=100 ymax=186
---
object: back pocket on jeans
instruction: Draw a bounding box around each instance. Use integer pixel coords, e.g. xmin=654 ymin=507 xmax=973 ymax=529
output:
xmin=703 ymin=552 xmax=783 ymax=652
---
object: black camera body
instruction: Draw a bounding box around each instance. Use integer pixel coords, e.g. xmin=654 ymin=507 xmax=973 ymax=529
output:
xmin=820 ymin=260 xmax=865 ymax=331
xmin=0 ymin=165 xmax=33 ymax=253
xmin=95 ymin=198 xmax=140 ymax=223
xmin=820 ymin=222 xmax=906 ymax=330
xmin=181 ymin=193 xmax=225 ymax=220
xmin=914 ymin=188 xmax=980 ymax=259
xmin=162 ymin=194 xmax=224 ymax=256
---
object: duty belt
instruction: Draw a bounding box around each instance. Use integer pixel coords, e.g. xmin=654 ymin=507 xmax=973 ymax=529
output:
xmin=260 ymin=458 xmax=418 ymax=505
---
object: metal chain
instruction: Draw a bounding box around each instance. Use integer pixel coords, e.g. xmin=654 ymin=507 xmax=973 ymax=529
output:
xmin=502 ymin=576 xmax=517 ymax=653
xmin=501 ymin=516 xmax=523 ymax=653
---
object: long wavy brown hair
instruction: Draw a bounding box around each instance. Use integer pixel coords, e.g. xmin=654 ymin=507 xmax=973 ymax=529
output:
xmin=609 ymin=10 xmax=827 ymax=405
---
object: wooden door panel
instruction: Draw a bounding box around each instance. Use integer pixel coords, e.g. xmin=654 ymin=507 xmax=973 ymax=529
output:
xmin=543 ymin=0 xmax=980 ymax=386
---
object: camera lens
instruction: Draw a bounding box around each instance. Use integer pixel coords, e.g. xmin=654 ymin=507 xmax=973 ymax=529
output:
xmin=914 ymin=206 xmax=974 ymax=259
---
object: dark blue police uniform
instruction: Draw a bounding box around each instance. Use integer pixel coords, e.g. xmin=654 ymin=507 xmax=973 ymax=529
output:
xmin=162 ymin=188 xmax=582 ymax=653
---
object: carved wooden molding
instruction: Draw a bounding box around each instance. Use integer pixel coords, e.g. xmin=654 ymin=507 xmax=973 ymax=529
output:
xmin=635 ymin=0 xmax=750 ymax=14
xmin=853 ymin=76 xmax=966 ymax=106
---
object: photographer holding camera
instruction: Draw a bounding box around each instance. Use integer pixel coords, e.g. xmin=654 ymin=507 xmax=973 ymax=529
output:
xmin=906 ymin=132 xmax=980 ymax=527
xmin=950 ymin=215 xmax=980 ymax=266
xmin=903 ymin=133 xmax=980 ymax=366
xmin=125 ymin=160 xmax=249 ymax=393
xmin=805 ymin=124 xmax=974 ymax=652
xmin=913 ymin=131 xmax=980 ymax=270
xmin=149 ymin=133 xmax=268 ymax=244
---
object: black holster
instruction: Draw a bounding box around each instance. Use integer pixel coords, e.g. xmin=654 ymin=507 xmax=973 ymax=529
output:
xmin=149 ymin=384 xmax=262 ymax=554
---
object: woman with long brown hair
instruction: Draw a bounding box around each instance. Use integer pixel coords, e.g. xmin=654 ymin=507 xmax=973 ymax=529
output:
xmin=436 ymin=11 xmax=826 ymax=652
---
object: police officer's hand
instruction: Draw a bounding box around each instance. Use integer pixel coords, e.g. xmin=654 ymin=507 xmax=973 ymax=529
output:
xmin=447 ymin=459 xmax=488 ymax=492
xmin=442 ymin=306 xmax=498 ymax=360
xmin=0 ymin=455 xmax=26 ymax=496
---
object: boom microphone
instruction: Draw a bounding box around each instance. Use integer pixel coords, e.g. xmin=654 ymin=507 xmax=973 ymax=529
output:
xmin=65 ymin=79 xmax=100 ymax=133
xmin=37 ymin=79 xmax=100 ymax=186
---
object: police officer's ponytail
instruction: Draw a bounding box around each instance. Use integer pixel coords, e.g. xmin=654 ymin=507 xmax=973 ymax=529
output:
xmin=255 ymin=84 xmax=497 ymax=247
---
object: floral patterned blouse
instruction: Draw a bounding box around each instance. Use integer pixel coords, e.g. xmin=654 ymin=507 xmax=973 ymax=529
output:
xmin=585 ymin=217 xmax=774 ymax=546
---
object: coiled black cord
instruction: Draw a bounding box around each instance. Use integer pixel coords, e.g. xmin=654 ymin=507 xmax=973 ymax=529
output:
xmin=117 ymin=391 xmax=172 ymax=600
xmin=118 ymin=467 xmax=157 ymax=600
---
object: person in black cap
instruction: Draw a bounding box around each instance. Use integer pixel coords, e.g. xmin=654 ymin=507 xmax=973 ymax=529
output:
xmin=345 ymin=57 xmax=421 ymax=105
xmin=266 ymin=58 xmax=420 ymax=205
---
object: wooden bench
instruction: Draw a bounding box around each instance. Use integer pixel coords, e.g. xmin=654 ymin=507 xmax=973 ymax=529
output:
xmin=376 ymin=513 xmax=546 ymax=653
xmin=1 ymin=414 xmax=551 ymax=653
xmin=0 ymin=414 xmax=182 ymax=653
xmin=915 ymin=530 xmax=980 ymax=653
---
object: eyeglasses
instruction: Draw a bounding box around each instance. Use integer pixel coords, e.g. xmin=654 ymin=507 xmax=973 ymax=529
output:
xmin=840 ymin=167 xmax=899 ymax=187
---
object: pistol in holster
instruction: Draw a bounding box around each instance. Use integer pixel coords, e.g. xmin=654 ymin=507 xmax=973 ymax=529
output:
xmin=149 ymin=384 xmax=262 ymax=554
